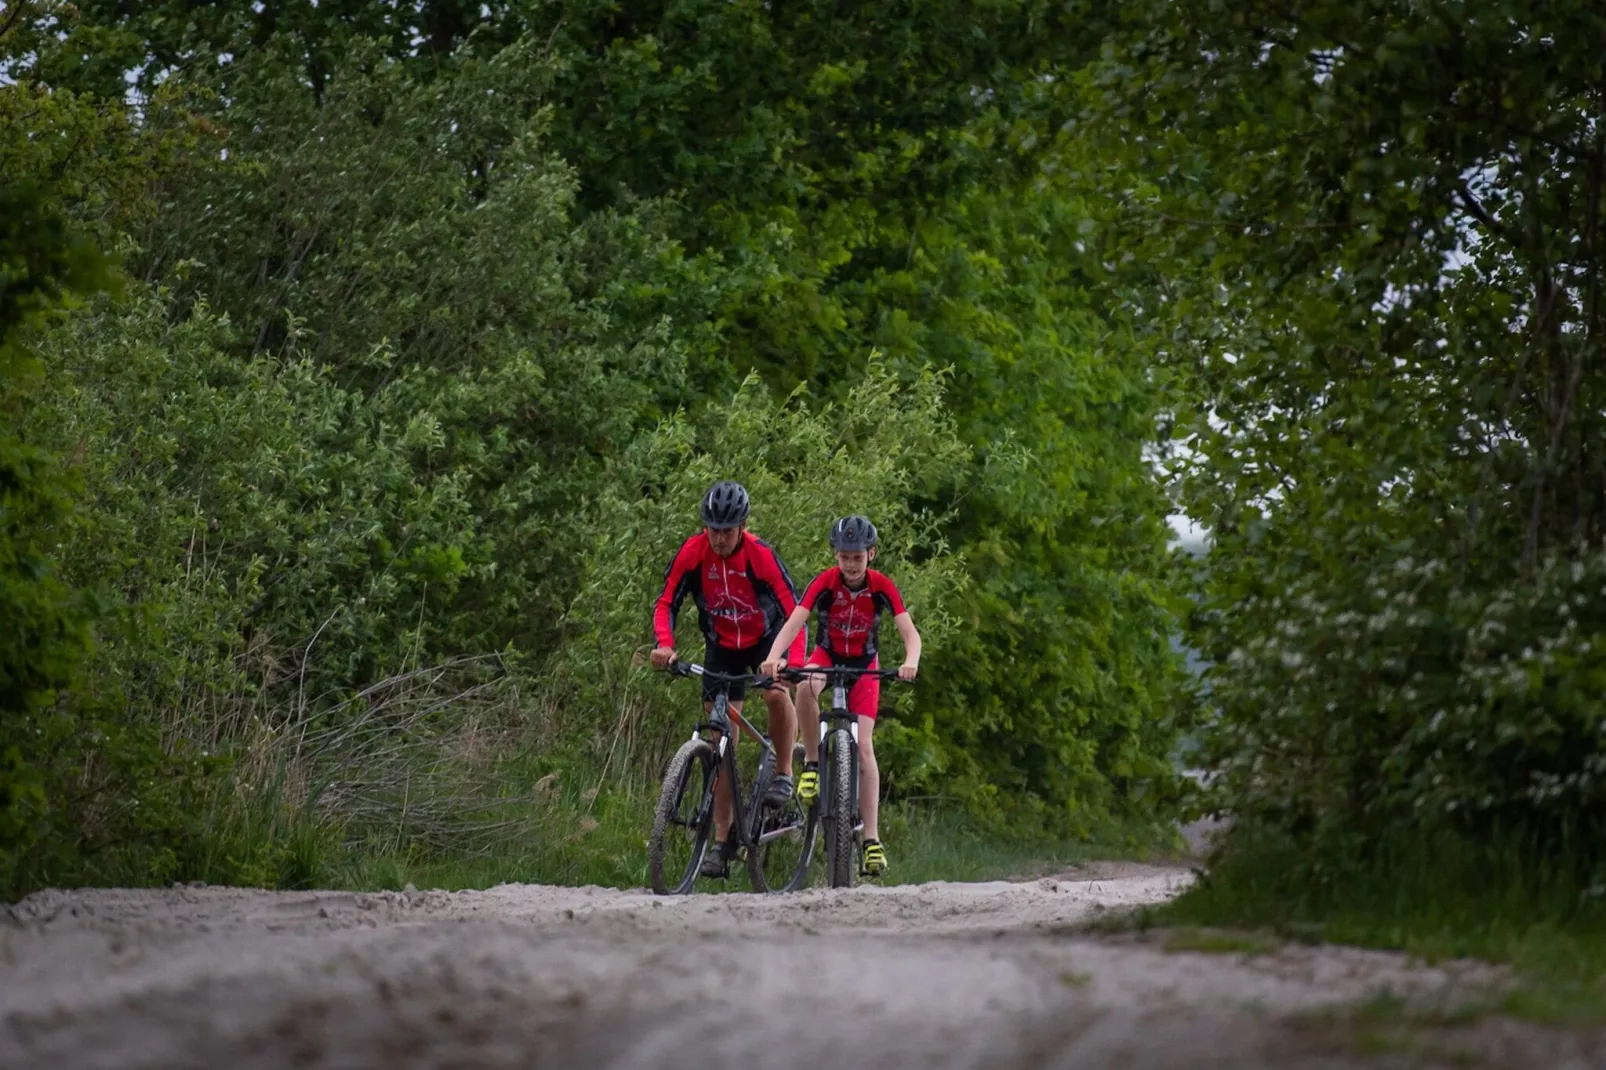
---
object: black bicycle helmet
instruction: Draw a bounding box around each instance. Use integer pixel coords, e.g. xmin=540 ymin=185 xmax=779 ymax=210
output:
xmin=700 ymin=480 xmax=751 ymax=529
xmin=829 ymin=515 xmax=878 ymax=551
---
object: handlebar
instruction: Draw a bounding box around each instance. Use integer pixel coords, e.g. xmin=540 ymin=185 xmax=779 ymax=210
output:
xmin=777 ymin=665 xmax=909 ymax=683
xmin=666 ymin=662 xmax=779 ymax=690
xmin=661 ymin=661 xmax=910 ymax=688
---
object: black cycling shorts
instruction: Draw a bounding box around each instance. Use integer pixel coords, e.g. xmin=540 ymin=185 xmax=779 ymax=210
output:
xmin=700 ymin=629 xmax=804 ymax=703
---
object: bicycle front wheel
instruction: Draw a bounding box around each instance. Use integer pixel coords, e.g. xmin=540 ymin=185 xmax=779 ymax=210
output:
xmin=648 ymin=738 xmax=716 ymax=895
xmin=825 ymin=728 xmax=857 ymax=889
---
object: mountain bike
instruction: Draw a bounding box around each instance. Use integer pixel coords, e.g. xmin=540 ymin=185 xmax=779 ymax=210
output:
xmin=647 ymin=663 xmax=816 ymax=895
xmin=781 ymin=664 xmax=907 ymax=889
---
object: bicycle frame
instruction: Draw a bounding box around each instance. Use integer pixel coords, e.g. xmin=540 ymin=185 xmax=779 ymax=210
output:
xmin=673 ymin=663 xmax=779 ymax=856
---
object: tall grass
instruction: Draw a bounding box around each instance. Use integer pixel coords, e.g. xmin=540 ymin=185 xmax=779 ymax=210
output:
xmin=24 ymin=653 xmax=1161 ymax=900
xmin=36 ymin=653 xmax=652 ymax=896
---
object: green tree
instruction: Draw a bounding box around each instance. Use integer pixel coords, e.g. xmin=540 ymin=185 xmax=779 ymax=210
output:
xmin=0 ymin=3 xmax=126 ymax=868
xmin=1088 ymin=0 xmax=1606 ymax=866
xmin=11 ymin=0 xmax=1188 ymax=869
xmin=0 ymin=184 xmax=111 ymax=862
xmin=27 ymin=41 xmax=715 ymax=705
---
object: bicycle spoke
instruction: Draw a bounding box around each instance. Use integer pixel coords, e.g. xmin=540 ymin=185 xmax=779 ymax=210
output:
xmin=649 ymin=739 xmax=715 ymax=895
xmin=751 ymin=798 xmax=817 ymax=892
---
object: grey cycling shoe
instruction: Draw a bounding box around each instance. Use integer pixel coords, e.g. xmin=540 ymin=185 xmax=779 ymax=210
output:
xmin=764 ymin=773 xmax=795 ymax=806
xmin=699 ymin=842 xmax=729 ymax=879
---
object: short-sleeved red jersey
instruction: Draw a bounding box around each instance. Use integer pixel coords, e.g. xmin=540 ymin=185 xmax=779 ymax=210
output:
xmin=800 ymin=567 xmax=907 ymax=660
xmin=653 ymin=532 xmax=799 ymax=651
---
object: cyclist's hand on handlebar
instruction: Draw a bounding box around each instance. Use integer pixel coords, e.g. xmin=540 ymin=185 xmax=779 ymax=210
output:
xmin=760 ymin=656 xmax=786 ymax=677
xmin=650 ymin=646 xmax=678 ymax=670
xmin=898 ymin=661 xmax=919 ymax=682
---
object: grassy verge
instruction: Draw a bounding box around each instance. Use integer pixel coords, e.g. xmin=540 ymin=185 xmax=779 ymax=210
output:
xmin=1151 ymin=823 xmax=1606 ymax=1026
xmin=315 ymin=799 xmax=1166 ymax=895
xmin=881 ymin=803 xmax=1173 ymax=886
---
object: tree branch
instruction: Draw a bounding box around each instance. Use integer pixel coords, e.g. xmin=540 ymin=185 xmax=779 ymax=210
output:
xmin=1453 ymin=181 xmax=1525 ymax=253
xmin=0 ymin=0 xmax=33 ymax=44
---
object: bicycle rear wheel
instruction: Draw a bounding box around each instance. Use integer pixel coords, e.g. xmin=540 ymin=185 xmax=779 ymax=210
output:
xmin=648 ymin=738 xmax=716 ymax=895
xmin=748 ymin=789 xmax=818 ymax=893
xmin=824 ymin=728 xmax=856 ymax=889
xmin=759 ymin=742 xmax=819 ymax=891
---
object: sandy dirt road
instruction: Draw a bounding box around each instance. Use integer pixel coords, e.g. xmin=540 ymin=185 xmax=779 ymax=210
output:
xmin=2 ymin=863 xmax=1597 ymax=1069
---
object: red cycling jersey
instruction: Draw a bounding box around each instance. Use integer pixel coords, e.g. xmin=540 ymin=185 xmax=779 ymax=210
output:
xmin=653 ymin=532 xmax=799 ymax=651
xmin=800 ymin=567 xmax=907 ymax=661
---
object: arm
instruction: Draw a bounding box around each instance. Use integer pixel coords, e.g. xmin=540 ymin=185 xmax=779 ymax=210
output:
xmin=761 ymin=605 xmax=811 ymax=675
xmin=651 ymin=541 xmax=697 ymax=667
xmin=894 ymin=611 xmax=921 ymax=681
xmin=764 ymin=569 xmax=829 ymax=674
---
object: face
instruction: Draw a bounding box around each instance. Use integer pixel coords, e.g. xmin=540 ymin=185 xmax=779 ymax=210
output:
xmin=835 ymin=547 xmax=874 ymax=584
xmin=706 ymin=524 xmax=744 ymax=557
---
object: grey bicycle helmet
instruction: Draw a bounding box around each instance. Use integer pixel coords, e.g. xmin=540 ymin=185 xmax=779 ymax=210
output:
xmin=829 ymin=515 xmax=878 ymax=551
xmin=700 ymin=480 xmax=751 ymax=529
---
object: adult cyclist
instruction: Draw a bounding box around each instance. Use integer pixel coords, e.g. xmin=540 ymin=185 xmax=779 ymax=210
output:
xmin=650 ymin=480 xmax=806 ymax=878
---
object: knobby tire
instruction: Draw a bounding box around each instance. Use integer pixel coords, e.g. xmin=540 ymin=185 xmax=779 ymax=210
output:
xmin=648 ymin=738 xmax=715 ymax=895
xmin=826 ymin=727 xmax=856 ymax=888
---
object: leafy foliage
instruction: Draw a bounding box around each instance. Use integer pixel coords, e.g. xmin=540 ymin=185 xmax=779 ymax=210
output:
xmin=0 ymin=184 xmax=104 ymax=865
xmin=852 ymin=184 xmax=1189 ymax=832
xmin=0 ymin=28 xmax=128 ymax=864
xmin=562 ymin=365 xmax=970 ymax=790
xmin=1089 ymin=0 xmax=1606 ymax=873
xmin=0 ymin=0 xmax=1189 ymax=894
xmin=58 ymin=43 xmax=704 ymax=689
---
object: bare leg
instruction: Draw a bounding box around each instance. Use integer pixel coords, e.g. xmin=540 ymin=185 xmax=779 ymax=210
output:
xmin=762 ymin=685 xmax=797 ymax=777
xmin=858 ymin=715 xmax=880 ymax=841
xmin=796 ymin=678 xmax=823 ymax=763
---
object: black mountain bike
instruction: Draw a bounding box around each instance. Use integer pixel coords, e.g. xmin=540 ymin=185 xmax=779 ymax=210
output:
xmin=647 ymin=663 xmax=816 ymax=895
xmin=782 ymin=664 xmax=907 ymax=889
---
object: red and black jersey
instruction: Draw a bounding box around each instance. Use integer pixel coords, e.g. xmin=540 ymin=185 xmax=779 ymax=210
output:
xmin=800 ymin=567 xmax=907 ymax=661
xmin=653 ymin=532 xmax=800 ymax=651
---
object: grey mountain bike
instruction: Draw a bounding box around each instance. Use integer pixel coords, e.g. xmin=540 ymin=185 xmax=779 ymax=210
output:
xmin=647 ymin=663 xmax=816 ymax=895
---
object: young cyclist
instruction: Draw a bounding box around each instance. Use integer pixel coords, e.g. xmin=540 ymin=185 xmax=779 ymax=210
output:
xmin=650 ymin=480 xmax=806 ymax=878
xmin=760 ymin=515 xmax=920 ymax=877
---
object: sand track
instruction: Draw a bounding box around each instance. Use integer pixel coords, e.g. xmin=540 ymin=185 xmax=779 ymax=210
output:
xmin=2 ymin=865 xmax=1596 ymax=1068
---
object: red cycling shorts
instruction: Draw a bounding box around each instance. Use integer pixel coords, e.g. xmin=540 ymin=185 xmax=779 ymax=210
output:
xmin=805 ymin=647 xmax=881 ymax=719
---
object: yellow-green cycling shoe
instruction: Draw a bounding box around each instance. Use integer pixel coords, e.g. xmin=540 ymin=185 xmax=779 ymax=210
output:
xmin=797 ymin=762 xmax=820 ymax=804
xmin=862 ymin=839 xmax=888 ymax=877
